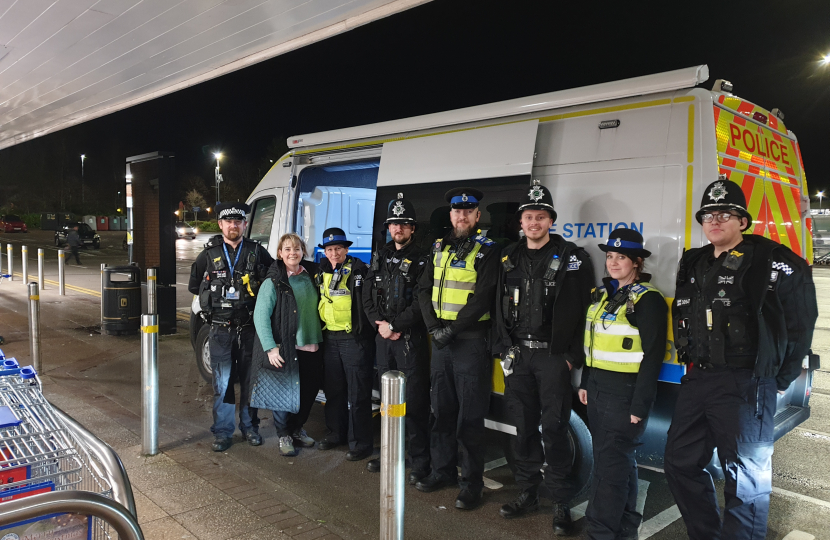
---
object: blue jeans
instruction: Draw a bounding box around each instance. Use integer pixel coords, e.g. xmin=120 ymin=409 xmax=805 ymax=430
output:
xmin=209 ymin=325 xmax=259 ymax=439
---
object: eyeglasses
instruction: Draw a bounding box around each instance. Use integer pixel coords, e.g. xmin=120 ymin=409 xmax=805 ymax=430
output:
xmin=700 ymin=212 xmax=739 ymax=223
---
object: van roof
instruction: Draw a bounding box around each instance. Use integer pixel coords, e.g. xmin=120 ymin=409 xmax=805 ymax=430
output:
xmin=287 ymin=65 xmax=709 ymax=150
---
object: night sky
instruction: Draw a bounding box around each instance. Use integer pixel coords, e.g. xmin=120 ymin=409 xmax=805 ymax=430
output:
xmin=1 ymin=0 xmax=829 ymax=213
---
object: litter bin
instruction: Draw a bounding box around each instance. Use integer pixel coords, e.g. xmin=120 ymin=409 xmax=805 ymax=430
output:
xmin=101 ymin=266 xmax=141 ymax=335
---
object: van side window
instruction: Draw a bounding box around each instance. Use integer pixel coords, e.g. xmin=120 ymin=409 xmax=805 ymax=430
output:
xmin=248 ymin=197 xmax=276 ymax=249
xmin=374 ymin=176 xmax=527 ymax=253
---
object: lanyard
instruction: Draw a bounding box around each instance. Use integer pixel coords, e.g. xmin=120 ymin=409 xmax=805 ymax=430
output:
xmin=222 ymin=238 xmax=243 ymax=278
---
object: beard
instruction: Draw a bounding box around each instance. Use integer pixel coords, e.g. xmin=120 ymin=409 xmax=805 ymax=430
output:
xmin=451 ymin=225 xmax=476 ymax=240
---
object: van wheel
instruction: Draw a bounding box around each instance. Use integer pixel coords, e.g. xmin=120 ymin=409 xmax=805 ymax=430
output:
xmin=500 ymin=410 xmax=594 ymax=499
xmin=195 ymin=324 xmax=213 ymax=382
xmin=566 ymin=411 xmax=593 ymax=499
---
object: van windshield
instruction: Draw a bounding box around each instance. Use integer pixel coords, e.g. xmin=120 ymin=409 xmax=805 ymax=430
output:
xmin=294 ymin=160 xmax=379 ymax=264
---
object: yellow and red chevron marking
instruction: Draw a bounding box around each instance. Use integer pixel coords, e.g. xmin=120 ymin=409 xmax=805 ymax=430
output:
xmin=717 ymin=94 xmax=788 ymax=135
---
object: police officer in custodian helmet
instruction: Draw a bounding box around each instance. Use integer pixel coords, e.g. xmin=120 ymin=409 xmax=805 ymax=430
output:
xmin=189 ymin=202 xmax=274 ymax=452
xmin=665 ymin=176 xmax=817 ymax=540
xmin=362 ymin=193 xmax=430 ymax=482
xmin=415 ymin=187 xmax=499 ymax=511
xmin=493 ymin=179 xmax=594 ymax=535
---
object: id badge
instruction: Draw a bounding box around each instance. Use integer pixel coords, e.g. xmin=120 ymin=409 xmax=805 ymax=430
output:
xmin=225 ymin=286 xmax=240 ymax=300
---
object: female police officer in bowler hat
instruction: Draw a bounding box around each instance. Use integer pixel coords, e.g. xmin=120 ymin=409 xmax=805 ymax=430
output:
xmin=578 ymin=228 xmax=667 ymax=540
xmin=315 ymin=227 xmax=375 ymax=461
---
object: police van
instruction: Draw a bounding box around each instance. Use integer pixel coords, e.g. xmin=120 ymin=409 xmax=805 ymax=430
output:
xmin=190 ymin=64 xmax=817 ymax=494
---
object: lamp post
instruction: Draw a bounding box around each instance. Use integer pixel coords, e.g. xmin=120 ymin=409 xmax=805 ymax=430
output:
xmin=818 ymin=191 xmax=825 ymax=214
xmin=214 ymin=152 xmax=223 ymax=205
xmin=81 ymin=154 xmax=86 ymax=207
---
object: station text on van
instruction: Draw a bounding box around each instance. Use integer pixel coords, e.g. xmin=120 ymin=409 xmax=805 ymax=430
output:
xmin=550 ymin=222 xmax=644 ymax=239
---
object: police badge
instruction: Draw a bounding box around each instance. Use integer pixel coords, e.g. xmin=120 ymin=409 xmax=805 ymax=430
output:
xmin=392 ymin=201 xmax=405 ymax=216
xmin=708 ymin=182 xmax=727 ymax=202
xmin=528 ymin=183 xmax=545 ymax=202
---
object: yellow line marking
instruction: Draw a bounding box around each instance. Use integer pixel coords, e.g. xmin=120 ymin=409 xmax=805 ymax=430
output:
xmin=538 ymin=98 xmax=672 ymax=122
xmin=687 ymin=104 xmax=695 ymax=163
xmin=673 ymin=96 xmax=696 ymax=103
xmin=13 ymin=273 xmax=100 ymax=296
xmin=147 ymin=275 xmax=156 ymax=281
xmin=141 ymin=325 xmax=159 ymax=334
xmin=685 ymin=165 xmax=694 ymax=250
xmin=29 ymin=295 xmax=39 ymax=300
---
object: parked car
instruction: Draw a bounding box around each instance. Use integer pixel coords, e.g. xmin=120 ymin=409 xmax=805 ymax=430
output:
xmin=0 ymin=215 xmax=28 ymax=233
xmin=55 ymin=222 xmax=100 ymax=249
xmin=175 ymin=221 xmax=197 ymax=240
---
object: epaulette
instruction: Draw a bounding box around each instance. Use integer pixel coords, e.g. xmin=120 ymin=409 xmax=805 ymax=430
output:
xmin=474 ymin=234 xmax=495 ymax=247
xmin=631 ymin=284 xmax=647 ymax=294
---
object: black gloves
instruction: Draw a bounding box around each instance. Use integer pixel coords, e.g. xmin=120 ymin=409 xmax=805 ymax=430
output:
xmin=431 ymin=325 xmax=456 ymax=350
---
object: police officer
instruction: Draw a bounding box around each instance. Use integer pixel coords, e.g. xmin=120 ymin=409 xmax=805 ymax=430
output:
xmin=579 ymin=229 xmax=667 ymax=540
xmin=363 ymin=194 xmax=430 ymax=482
xmin=316 ymin=227 xmax=375 ymax=461
xmin=493 ymin=179 xmax=594 ymax=535
xmin=665 ymin=176 xmax=818 ymax=540
xmin=415 ymin=187 xmax=498 ymax=511
xmin=189 ymin=202 xmax=274 ymax=452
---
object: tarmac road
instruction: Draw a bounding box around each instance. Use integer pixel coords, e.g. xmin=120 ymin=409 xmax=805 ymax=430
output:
xmin=0 ymin=229 xmax=828 ymax=539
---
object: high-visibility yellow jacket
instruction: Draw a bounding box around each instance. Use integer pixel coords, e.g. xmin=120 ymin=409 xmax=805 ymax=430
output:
xmin=584 ymin=282 xmax=662 ymax=373
xmin=319 ymin=261 xmax=353 ymax=332
xmin=432 ymin=239 xmax=490 ymax=321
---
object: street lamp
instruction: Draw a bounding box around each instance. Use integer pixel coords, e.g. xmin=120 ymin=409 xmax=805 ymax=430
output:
xmin=822 ymin=53 xmax=830 ymax=65
xmin=80 ymin=154 xmax=86 ymax=207
xmin=214 ymin=152 xmax=223 ymax=205
xmin=818 ymin=191 xmax=825 ymax=214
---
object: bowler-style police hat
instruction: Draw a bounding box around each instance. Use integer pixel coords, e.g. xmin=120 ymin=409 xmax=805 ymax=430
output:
xmin=319 ymin=227 xmax=353 ymax=248
xmin=445 ymin=188 xmax=484 ymax=209
xmin=695 ymin=176 xmax=753 ymax=229
xmin=215 ymin=202 xmax=250 ymax=221
xmin=598 ymin=229 xmax=652 ymax=259
xmin=517 ymin=179 xmax=557 ymax=222
xmin=384 ymin=193 xmax=417 ymax=227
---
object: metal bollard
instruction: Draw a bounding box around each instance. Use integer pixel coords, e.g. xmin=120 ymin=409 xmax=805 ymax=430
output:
xmin=22 ymin=246 xmax=28 ymax=284
xmin=58 ymin=251 xmax=66 ymax=295
xmin=140 ymin=314 xmax=159 ymax=456
xmin=37 ymin=249 xmax=45 ymax=290
xmin=28 ymin=282 xmax=42 ymax=374
xmin=147 ymin=268 xmax=157 ymax=315
xmin=6 ymin=244 xmax=12 ymax=281
xmin=100 ymin=264 xmax=106 ymax=324
xmin=380 ymin=371 xmax=406 ymax=540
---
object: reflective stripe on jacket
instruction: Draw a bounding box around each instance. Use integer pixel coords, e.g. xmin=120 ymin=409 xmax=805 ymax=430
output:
xmin=319 ymin=262 xmax=353 ymax=332
xmin=432 ymin=241 xmax=490 ymax=321
xmin=584 ymin=282 xmax=662 ymax=373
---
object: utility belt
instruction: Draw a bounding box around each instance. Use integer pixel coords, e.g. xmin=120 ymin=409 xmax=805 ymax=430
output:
xmin=324 ymin=329 xmax=354 ymax=341
xmin=514 ymin=339 xmax=550 ymax=349
xmin=692 ymin=356 xmax=755 ymax=371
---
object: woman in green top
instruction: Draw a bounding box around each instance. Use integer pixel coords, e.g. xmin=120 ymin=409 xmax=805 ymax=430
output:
xmin=251 ymin=234 xmax=323 ymax=457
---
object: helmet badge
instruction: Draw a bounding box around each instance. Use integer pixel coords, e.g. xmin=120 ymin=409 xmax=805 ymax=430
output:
xmin=528 ymin=184 xmax=545 ymax=202
xmin=461 ymin=194 xmax=468 ymax=202
xmin=613 ymin=238 xmax=622 ymax=248
xmin=708 ymin=181 xmax=728 ymax=202
xmin=328 ymin=234 xmax=334 ymax=241
xmin=392 ymin=201 xmax=405 ymax=216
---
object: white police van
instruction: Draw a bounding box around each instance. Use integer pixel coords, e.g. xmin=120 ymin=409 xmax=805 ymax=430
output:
xmin=190 ymin=65 xmax=817 ymax=494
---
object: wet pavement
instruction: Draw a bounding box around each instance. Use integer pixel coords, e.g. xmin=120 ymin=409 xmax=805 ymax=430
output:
xmin=0 ymin=230 xmax=829 ymax=539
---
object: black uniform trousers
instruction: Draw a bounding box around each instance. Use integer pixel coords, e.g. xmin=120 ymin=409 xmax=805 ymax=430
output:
xmin=429 ymin=331 xmax=491 ymax=492
xmin=664 ymin=367 xmax=776 ymax=540
xmin=322 ymin=333 xmax=373 ymax=452
xmin=375 ymin=331 xmax=430 ymax=471
xmin=209 ymin=324 xmax=259 ymax=439
xmin=504 ymin=345 xmax=575 ymax=502
xmin=585 ymin=377 xmax=647 ymax=540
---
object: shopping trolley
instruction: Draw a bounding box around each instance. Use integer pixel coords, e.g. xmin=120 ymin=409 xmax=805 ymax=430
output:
xmin=0 ymin=354 xmax=121 ymax=539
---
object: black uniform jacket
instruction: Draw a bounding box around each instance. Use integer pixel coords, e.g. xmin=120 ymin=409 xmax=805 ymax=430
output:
xmin=493 ymin=235 xmax=595 ymax=368
xmin=417 ymin=230 xmax=500 ymax=335
xmin=188 ymin=234 xmax=274 ymax=295
xmin=580 ymin=275 xmax=668 ymax=419
xmin=251 ymin=258 xmax=320 ymax=375
xmin=318 ymin=255 xmax=374 ymax=342
xmin=675 ymin=235 xmax=817 ymax=390
xmin=362 ymin=240 xmax=428 ymax=333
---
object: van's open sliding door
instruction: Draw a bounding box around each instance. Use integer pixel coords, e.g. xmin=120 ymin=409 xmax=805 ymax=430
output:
xmin=377 ymin=120 xmax=539 ymax=186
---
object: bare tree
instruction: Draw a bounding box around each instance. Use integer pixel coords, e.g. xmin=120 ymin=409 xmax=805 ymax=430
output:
xmin=185 ymin=188 xmax=207 ymax=221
